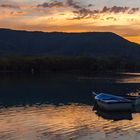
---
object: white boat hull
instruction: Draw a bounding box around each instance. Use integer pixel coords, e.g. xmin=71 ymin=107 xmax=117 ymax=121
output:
xmin=96 ymin=100 xmax=132 ymax=111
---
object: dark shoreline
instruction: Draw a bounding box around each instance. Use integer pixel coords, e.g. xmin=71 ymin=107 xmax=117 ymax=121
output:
xmin=0 ymin=56 xmax=139 ymax=74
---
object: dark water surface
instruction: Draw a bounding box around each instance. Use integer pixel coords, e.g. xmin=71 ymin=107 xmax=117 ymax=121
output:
xmin=0 ymin=73 xmax=140 ymax=140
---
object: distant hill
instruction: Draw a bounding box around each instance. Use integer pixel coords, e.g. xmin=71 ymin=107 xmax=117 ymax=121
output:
xmin=0 ymin=28 xmax=140 ymax=58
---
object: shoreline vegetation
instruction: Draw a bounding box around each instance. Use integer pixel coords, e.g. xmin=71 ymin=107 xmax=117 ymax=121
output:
xmin=0 ymin=56 xmax=139 ymax=73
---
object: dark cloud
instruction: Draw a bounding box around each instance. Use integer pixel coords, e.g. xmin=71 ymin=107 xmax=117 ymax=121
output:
xmin=106 ymin=17 xmax=117 ymax=21
xmin=72 ymin=9 xmax=92 ymax=19
xmin=37 ymin=1 xmax=64 ymax=8
xmin=97 ymin=6 xmax=139 ymax=14
xmin=67 ymin=0 xmax=94 ymax=19
xmin=67 ymin=0 xmax=81 ymax=9
xmin=66 ymin=0 xmax=140 ymax=15
xmin=0 ymin=4 xmax=20 ymax=9
xmin=71 ymin=5 xmax=140 ymax=20
xmin=36 ymin=0 xmax=140 ymax=20
xmin=128 ymin=8 xmax=140 ymax=14
xmin=66 ymin=0 xmax=139 ymax=20
xmin=88 ymin=4 xmax=94 ymax=7
xmin=100 ymin=6 xmax=140 ymax=14
xmin=102 ymin=6 xmax=129 ymax=13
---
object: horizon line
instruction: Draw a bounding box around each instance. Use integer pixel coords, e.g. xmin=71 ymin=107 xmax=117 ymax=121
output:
xmin=0 ymin=27 xmax=140 ymax=44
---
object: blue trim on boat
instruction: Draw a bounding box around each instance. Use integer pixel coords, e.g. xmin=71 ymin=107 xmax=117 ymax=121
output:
xmin=95 ymin=93 xmax=132 ymax=104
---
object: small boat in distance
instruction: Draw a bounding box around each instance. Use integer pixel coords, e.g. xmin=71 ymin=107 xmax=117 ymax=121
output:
xmin=93 ymin=92 xmax=133 ymax=111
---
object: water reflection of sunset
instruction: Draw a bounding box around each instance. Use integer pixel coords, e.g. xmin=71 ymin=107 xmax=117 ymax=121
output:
xmin=116 ymin=73 xmax=140 ymax=83
xmin=0 ymin=104 xmax=140 ymax=140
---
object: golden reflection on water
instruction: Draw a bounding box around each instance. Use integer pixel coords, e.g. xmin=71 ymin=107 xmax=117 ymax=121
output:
xmin=0 ymin=104 xmax=140 ymax=140
xmin=116 ymin=73 xmax=140 ymax=83
xmin=117 ymin=76 xmax=140 ymax=83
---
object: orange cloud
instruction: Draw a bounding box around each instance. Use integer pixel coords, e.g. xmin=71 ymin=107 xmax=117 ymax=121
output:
xmin=37 ymin=1 xmax=64 ymax=8
xmin=0 ymin=0 xmax=140 ymax=45
xmin=0 ymin=4 xmax=20 ymax=9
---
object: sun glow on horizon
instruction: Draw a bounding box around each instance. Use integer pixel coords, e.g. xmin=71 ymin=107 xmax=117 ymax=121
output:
xmin=0 ymin=0 xmax=140 ymax=44
xmin=124 ymin=36 xmax=140 ymax=44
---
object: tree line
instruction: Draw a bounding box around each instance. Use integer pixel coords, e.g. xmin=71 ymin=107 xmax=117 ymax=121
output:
xmin=0 ymin=56 xmax=139 ymax=73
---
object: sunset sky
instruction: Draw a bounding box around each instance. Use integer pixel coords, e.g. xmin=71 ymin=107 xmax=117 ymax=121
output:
xmin=0 ymin=0 xmax=140 ymax=44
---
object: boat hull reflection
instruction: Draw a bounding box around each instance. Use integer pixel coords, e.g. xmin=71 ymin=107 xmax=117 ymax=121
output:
xmin=95 ymin=109 xmax=133 ymax=121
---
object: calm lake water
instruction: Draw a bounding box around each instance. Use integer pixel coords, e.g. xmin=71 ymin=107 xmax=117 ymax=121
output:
xmin=0 ymin=73 xmax=140 ymax=140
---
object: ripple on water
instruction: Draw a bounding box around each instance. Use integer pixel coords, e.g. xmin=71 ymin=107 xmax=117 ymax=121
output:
xmin=0 ymin=104 xmax=140 ymax=140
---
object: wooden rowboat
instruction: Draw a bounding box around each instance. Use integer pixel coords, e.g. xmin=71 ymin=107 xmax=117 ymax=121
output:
xmin=93 ymin=92 xmax=132 ymax=111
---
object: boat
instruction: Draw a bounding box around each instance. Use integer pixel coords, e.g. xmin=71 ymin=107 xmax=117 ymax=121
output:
xmin=125 ymin=96 xmax=140 ymax=106
xmin=93 ymin=92 xmax=133 ymax=111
